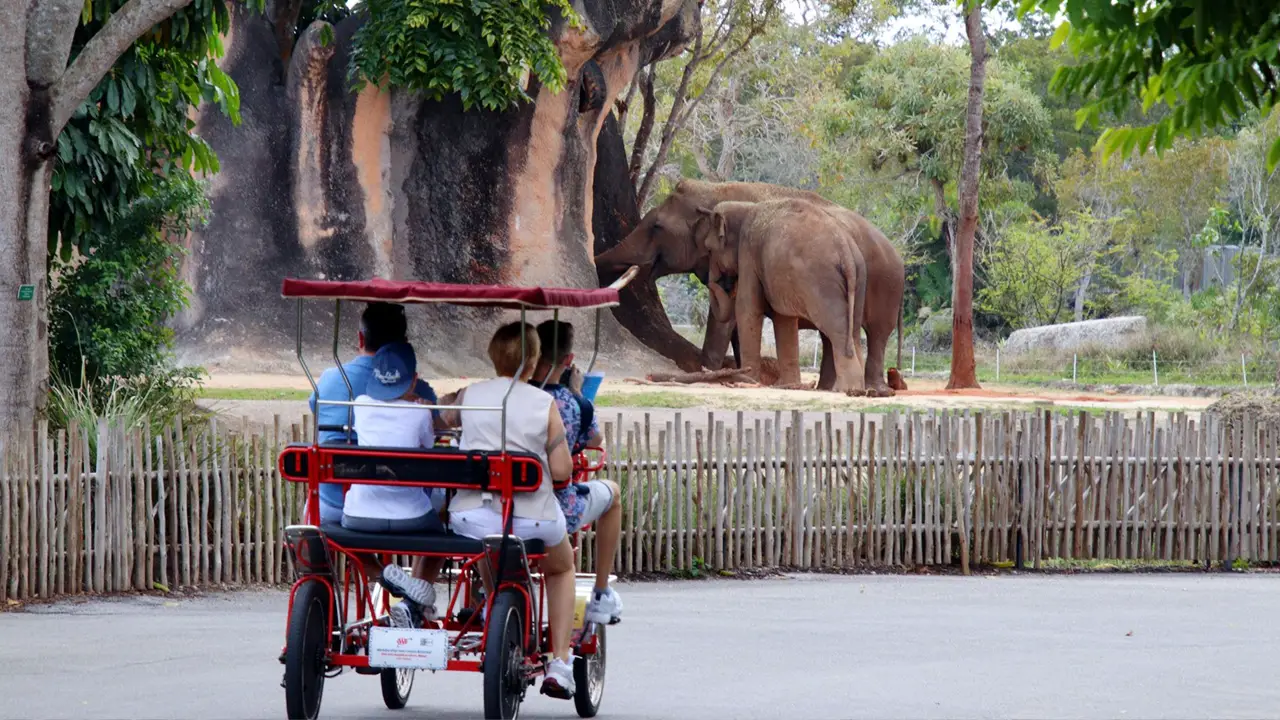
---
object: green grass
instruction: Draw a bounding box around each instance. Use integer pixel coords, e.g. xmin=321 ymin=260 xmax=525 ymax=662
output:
xmin=595 ymin=391 xmax=704 ymax=409
xmin=199 ymin=388 xmax=311 ymax=402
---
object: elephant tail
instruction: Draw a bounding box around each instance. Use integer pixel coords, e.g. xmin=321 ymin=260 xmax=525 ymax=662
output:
xmin=897 ymin=299 xmax=903 ymax=370
xmin=845 ymin=252 xmax=866 ymax=359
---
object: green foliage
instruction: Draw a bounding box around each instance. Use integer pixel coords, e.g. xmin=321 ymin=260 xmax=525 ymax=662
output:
xmin=46 ymin=364 xmax=206 ymax=441
xmin=831 ymin=38 xmax=1053 ymax=187
xmin=978 ymin=213 xmax=1096 ymax=329
xmin=52 ymin=0 xmax=239 ymax=261
xmin=1014 ymin=0 xmax=1280 ymax=171
xmin=49 ymin=177 xmax=209 ymax=385
xmin=349 ymin=0 xmax=580 ymax=111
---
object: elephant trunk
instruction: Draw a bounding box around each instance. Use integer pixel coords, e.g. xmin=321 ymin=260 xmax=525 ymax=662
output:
xmin=596 ymin=226 xmax=654 ymax=273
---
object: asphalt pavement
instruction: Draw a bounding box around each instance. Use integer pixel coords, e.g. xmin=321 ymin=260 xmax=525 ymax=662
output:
xmin=2 ymin=574 xmax=1278 ymax=720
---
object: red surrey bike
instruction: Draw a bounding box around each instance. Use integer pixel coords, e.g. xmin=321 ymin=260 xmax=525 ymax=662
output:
xmin=276 ymin=269 xmax=636 ymax=720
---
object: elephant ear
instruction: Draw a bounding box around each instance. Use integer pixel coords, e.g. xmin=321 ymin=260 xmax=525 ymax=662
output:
xmin=705 ymin=209 xmax=730 ymax=251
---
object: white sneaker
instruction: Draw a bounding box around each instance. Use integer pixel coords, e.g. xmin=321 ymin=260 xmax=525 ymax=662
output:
xmin=585 ymin=587 xmax=622 ymax=625
xmin=381 ymin=564 xmax=437 ymax=612
xmin=388 ymin=602 xmax=416 ymax=629
xmin=540 ymin=657 xmax=575 ymax=699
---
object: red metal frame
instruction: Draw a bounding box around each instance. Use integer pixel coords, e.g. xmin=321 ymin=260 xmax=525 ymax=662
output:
xmin=281 ymin=444 xmax=608 ymax=682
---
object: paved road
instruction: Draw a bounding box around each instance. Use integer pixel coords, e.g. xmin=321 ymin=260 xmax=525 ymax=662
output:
xmin=2 ymin=575 xmax=1278 ymax=719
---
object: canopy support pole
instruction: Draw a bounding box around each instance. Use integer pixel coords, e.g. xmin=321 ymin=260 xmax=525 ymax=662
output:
xmin=332 ymin=300 xmax=355 ymax=443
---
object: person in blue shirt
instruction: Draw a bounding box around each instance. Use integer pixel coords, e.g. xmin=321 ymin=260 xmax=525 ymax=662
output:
xmin=310 ymin=302 xmax=439 ymax=524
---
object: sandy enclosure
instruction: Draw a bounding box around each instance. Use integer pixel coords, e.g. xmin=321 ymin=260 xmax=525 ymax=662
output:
xmin=200 ymin=371 xmax=1216 ymax=434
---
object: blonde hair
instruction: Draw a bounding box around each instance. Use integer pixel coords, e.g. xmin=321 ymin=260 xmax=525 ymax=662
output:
xmin=488 ymin=322 xmax=541 ymax=379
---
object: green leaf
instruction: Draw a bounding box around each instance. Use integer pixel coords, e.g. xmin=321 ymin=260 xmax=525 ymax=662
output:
xmin=1049 ymin=21 xmax=1071 ymax=50
xmin=1266 ymin=137 xmax=1280 ymax=175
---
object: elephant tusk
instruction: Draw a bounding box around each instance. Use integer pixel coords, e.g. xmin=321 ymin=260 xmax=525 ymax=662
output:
xmin=608 ymin=265 xmax=641 ymax=290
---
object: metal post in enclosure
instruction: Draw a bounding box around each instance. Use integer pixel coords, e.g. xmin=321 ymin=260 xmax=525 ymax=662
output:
xmin=1242 ymin=353 xmax=1248 ymax=385
xmin=1073 ymin=354 xmax=1078 ymax=384
xmin=911 ymin=347 xmax=916 ymax=376
xmin=995 ymin=347 xmax=1000 ymax=382
xmin=1152 ymin=350 xmax=1159 ymax=386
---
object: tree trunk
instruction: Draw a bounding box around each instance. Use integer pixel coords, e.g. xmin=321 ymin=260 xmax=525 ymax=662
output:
xmin=0 ymin=6 xmax=51 ymax=436
xmin=1074 ymin=267 xmax=1092 ymax=322
xmin=947 ymin=2 xmax=984 ymax=391
xmin=595 ymin=113 xmax=704 ymax=371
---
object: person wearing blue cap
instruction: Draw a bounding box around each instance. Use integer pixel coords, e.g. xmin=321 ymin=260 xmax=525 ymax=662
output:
xmin=341 ymin=341 xmax=446 ymax=627
xmin=309 ymin=303 xmax=438 ymax=523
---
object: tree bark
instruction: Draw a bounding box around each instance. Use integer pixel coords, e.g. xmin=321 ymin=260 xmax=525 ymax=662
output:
xmin=0 ymin=0 xmax=196 ymax=436
xmin=947 ymin=2 xmax=984 ymax=391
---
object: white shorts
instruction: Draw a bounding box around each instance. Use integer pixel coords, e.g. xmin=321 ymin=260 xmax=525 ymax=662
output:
xmin=450 ymin=502 xmax=567 ymax=548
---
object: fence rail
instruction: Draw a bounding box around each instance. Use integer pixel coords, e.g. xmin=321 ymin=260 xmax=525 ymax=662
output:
xmin=2 ymin=409 xmax=1277 ymax=603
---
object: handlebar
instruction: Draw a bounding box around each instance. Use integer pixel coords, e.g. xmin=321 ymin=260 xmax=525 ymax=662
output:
xmin=570 ymin=447 xmax=607 ymax=485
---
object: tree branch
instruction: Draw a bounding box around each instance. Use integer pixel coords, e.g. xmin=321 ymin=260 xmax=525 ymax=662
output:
xmin=25 ymin=0 xmax=85 ymax=89
xmin=50 ymin=0 xmax=195 ymax=134
xmin=628 ymin=65 xmax=658 ymax=191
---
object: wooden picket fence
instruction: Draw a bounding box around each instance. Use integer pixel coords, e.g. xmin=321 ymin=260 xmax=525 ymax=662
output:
xmin=3 ymin=409 xmax=1278 ymax=603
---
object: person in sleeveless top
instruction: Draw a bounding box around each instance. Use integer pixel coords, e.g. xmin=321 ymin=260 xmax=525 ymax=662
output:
xmin=445 ymin=322 xmax=579 ymax=699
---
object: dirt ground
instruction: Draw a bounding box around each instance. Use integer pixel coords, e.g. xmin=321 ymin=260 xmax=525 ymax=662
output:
xmin=200 ymin=371 xmax=1217 ymax=434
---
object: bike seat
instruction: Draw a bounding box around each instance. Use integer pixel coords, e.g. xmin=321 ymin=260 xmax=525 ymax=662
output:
xmin=319 ymin=522 xmax=545 ymax=556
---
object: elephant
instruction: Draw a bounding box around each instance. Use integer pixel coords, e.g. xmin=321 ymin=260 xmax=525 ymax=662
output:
xmin=595 ymin=179 xmax=905 ymax=396
xmin=696 ymin=199 xmax=868 ymax=393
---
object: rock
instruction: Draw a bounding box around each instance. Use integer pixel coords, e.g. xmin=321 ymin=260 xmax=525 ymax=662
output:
xmin=1003 ymin=316 xmax=1148 ymax=357
xmin=175 ymin=1 xmax=698 ymax=376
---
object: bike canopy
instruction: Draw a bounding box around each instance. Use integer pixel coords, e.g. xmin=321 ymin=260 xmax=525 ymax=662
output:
xmin=280 ymin=271 xmax=635 ymax=311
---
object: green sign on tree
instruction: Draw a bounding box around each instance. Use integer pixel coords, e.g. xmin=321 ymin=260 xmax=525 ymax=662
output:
xmin=16 ymin=285 xmax=34 ymax=302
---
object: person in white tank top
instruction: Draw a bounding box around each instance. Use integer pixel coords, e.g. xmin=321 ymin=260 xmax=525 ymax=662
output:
xmin=444 ymin=322 xmax=579 ymax=700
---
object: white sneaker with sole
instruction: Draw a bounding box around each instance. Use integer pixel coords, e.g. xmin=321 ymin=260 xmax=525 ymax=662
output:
xmin=381 ymin=564 xmax=437 ymax=613
xmin=540 ymin=657 xmax=576 ymax=699
xmin=585 ymin=587 xmax=622 ymax=625
xmin=388 ymin=602 xmax=416 ymax=629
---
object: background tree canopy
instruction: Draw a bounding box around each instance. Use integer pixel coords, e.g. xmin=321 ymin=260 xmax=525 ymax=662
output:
xmin=629 ymin=0 xmax=1280 ymax=363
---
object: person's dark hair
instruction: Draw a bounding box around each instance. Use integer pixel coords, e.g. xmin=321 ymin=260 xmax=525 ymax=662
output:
xmin=536 ymin=320 xmax=574 ymax=367
xmin=360 ymin=303 xmax=408 ymax=352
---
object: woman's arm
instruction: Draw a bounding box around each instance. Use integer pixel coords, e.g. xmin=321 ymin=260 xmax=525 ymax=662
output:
xmin=545 ymin=404 xmax=572 ymax=484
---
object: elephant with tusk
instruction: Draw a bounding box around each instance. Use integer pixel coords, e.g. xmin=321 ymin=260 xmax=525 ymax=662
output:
xmin=595 ymin=179 xmax=905 ymax=396
xmin=696 ymin=199 xmax=868 ymax=394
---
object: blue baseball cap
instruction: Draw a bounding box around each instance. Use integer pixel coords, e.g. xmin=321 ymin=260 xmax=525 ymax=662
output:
xmin=366 ymin=342 xmax=416 ymax=401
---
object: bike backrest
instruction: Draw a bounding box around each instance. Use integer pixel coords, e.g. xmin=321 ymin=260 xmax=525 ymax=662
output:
xmin=278 ymin=443 xmax=543 ymax=494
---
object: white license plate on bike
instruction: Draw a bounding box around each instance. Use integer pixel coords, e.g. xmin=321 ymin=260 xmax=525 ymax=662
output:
xmin=368 ymin=627 xmax=449 ymax=670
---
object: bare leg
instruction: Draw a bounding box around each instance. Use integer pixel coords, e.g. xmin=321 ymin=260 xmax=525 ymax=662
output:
xmin=592 ymin=480 xmax=622 ymax=591
xmin=412 ymin=556 xmax=445 ymax=583
xmin=542 ymin=540 xmax=577 ymax=662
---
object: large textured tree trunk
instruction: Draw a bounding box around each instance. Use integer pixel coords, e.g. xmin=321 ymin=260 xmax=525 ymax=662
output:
xmin=0 ymin=65 xmax=45 ymax=439
xmin=0 ymin=0 xmax=205 ymax=434
xmin=948 ymin=2 xmax=984 ymax=391
xmin=594 ymin=113 xmax=703 ymax=371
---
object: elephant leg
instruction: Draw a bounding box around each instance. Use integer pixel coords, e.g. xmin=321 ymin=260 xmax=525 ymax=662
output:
xmin=812 ymin=318 xmax=865 ymax=395
xmin=737 ymin=289 xmax=767 ymax=384
xmin=864 ymin=321 xmax=894 ymax=397
xmin=773 ymin=315 xmax=803 ymax=387
xmin=818 ymin=334 xmax=836 ymax=391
